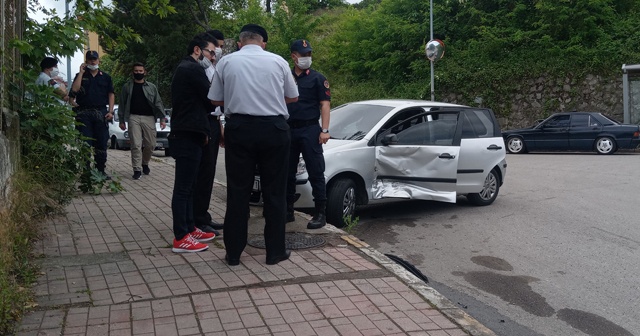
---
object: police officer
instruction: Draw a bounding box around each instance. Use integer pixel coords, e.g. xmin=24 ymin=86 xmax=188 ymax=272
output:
xmin=286 ymin=39 xmax=331 ymax=229
xmin=209 ymin=24 xmax=299 ymax=266
xmin=70 ymin=50 xmax=115 ymax=178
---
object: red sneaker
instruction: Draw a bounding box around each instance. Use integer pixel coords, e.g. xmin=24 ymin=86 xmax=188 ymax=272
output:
xmin=172 ymin=235 xmax=208 ymax=253
xmin=190 ymin=227 xmax=215 ymax=242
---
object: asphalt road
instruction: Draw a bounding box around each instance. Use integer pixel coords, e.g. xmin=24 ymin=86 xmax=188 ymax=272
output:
xmin=350 ymin=152 xmax=640 ymax=336
xmin=211 ymin=148 xmax=639 ymax=335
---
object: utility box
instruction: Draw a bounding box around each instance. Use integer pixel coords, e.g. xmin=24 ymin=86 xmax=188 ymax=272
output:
xmin=622 ymin=64 xmax=640 ymax=124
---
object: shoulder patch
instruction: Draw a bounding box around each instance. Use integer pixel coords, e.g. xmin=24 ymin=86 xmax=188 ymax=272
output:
xmin=324 ymin=80 xmax=330 ymax=89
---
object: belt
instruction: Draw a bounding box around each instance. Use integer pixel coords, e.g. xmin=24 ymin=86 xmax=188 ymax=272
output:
xmin=227 ymin=114 xmax=284 ymax=121
xmin=76 ymin=106 xmax=105 ymax=112
xmin=288 ymin=119 xmax=319 ymax=128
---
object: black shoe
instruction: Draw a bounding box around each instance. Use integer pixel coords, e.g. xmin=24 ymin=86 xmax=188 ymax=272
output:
xmin=209 ymin=220 xmax=224 ymax=230
xmin=142 ymin=164 xmax=150 ymax=175
xmin=266 ymin=250 xmax=291 ymax=265
xmin=132 ymin=171 xmax=142 ymax=180
xmin=307 ymin=213 xmax=326 ymax=230
xmin=225 ymin=254 xmax=240 ymax=266
xmin=196 ymin=225 xmax=220 ymax=236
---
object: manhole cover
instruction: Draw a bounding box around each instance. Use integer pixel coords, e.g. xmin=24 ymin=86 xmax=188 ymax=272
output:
xmin=248 ymin=232 xmax=326 ymax=250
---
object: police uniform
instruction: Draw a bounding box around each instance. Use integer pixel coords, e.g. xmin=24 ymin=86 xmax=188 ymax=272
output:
xmin=286 ymin=39 xmax=331 ymax=229
xmin=208 ymin=24 xmax=299 ymax=265
xmin=71 ymin=52 xmax=115 ymax=175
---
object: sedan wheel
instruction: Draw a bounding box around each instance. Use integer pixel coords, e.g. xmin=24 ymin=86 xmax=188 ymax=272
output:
xmin=326 ymin=178 xmax=357 ymax=228
xmin=110 ymin=135 xmax=118 ymax=150
xmin=595 ymin=137 xmax=616 ymax=155
xmin=467 ymin=169 xmax=500 ymax=206
xmin=507 ymin=136 xmax=526 ymax=154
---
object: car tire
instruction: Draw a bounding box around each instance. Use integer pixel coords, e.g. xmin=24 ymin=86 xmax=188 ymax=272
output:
xmin=506 ymin=136 xmax=527 ymax=154
xmin=164 ymin=148 xmax=170 ymax=157
xmin=326 ymin=178 xmax=357 ymax=228
xmin=467 ymin=169 xmax=500 ymax=206
xmin=595 ymin=137 xmax=616 ymax=155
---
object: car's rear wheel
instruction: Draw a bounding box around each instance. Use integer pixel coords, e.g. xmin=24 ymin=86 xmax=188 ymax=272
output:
xmin=595 ymin=137 xmax=616 ymax=154
xmin=110 ymin=135 xmax=118 ymax=149
xmin=467 ymin=169 xmax=500 ymax=206
xmin=164 ymin=148 xmax=170 ymax=156
xmin=506 ymin=136 xmax=527 ymax=154
xmin=326 ymin=178 xmax=357 ymax=228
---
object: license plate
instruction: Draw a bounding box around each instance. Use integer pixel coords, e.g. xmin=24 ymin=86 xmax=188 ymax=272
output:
xmin=253 ymin=177 xmax=261 ymax=191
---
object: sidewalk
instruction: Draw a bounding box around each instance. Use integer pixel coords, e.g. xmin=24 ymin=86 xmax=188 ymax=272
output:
xmin=16 ymin=150 xmax=495 ymax=336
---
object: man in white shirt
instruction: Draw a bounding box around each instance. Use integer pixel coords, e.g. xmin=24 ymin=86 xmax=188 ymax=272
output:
xmin=36 ymin=57 xmax=69 ymax=103
xmin=209 ymin=24 xmax=299 ymax=266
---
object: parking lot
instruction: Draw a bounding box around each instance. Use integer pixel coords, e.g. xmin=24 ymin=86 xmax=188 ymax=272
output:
xmin=350 ymin=152 xmax=639 ymax=336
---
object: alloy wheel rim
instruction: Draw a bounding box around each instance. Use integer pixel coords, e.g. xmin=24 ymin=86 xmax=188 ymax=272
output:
xmin=508 ymin=138 xmax=523 ymax=152
xmin=479 ymin=173 xmax=497 ymax=200
xmin=597 ymin=139 xmax=613 ymax=153
xmin=342 ymin=187 xmax=356 ymax=217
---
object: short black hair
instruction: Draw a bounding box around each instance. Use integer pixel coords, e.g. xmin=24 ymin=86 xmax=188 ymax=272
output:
xmin=40 ymin=57 xmax=58 ymax=71
xmin=187 ymin=33 xmax=219 ymax=55
xmin=207 ymin=30 xmax=224 ymax=41
xmin=132 ymin=62 xmax=145 ymax=69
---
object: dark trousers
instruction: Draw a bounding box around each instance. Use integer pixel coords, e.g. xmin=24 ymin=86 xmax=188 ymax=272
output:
xmin=193 ymin=116 xmax=222 ymax=227
xmin=75 ymin=109 xmax=109 ymax=172
xmin=224 ymin=115 xmax=290 ymax=259
xmin=169 ymin=135 xmax=204 ymax=241
xmin=287 ymin=124 xmax=327 ymax=204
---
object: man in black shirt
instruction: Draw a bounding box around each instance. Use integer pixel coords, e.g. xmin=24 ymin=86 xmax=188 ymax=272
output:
xmin=286 ymin=39 xmax=331 ymax=229
xmin=118 ymin=62 xmax=166 ymax=180
xmin=70 ymin=50 xmax=115 ymax=178
xmin=168 ymin=34 xmax=218 ymax=253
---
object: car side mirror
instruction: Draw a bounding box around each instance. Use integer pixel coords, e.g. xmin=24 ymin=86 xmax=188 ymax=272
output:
xmin=381 ymin=134 xmax=398 ymax=146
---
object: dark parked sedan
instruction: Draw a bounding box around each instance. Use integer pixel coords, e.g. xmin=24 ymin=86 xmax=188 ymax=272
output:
xmin=502 ymin=112 xmax=640 ymax=154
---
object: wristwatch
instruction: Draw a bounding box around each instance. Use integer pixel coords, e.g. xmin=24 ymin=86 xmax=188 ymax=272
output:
xmin=322 ymin=129 xmax=329 ymax=133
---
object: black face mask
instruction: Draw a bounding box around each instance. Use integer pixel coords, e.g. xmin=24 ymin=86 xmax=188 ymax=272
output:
xmin=133 ymin=73 xmax=145 ymax=80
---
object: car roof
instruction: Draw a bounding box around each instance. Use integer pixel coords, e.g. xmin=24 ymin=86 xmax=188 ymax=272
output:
xmin=351 ymin=99 xmax=466 ymax=109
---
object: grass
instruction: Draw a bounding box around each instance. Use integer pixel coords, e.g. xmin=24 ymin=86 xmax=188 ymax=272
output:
xmin=0 ymin=171 xmax=59 ymax=334
xmin=343 ymin=215 xmax=361 ymax=234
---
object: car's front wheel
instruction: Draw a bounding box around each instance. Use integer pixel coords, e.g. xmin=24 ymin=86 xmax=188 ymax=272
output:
xmin=326 ymin=178 xmax=357 ymax=228
xmin=506 ymin=136 xmax=527 ymax=154
xmin=467 ymin=169 xmax=500 ymax=206
xmin=595 ymin=137 xmax=616 ymax=155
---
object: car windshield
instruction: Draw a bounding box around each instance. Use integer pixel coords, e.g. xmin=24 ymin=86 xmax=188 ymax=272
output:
xmin=330 ymin=103 xmax=394 ymax=140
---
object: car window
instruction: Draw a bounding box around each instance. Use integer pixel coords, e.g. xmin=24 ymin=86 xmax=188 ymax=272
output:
xmin=570 ymin=114 xmax=590 ymax=128
xmin=394 ymin=112 xmax=458 ymax=146
xmin=113 ymin=108 xmax=119 ymax=122
xmin=543 ymin=115 xmax=570 ymax=128
xmin=589 ymin=116 xmax=601 ymax=127
xmin=330 ymin=104 xmax=393 ymax=140
xmin=461 ymin=109 xmax=494 ymax=138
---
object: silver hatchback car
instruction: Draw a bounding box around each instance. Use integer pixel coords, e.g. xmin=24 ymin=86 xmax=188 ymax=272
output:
xmin=256 ymin=99 xmax=508 ymax=227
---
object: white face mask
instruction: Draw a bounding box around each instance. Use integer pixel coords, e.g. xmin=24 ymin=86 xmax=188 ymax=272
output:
xmin=214 ymin=47 xmax=223 ymax=61
xmin=296 ymin=56 xmax=312 ymax=70
xmin=86 ymin=64 xmax=99 ymax=71
xmin=50 ymin=67 xmax=60 ymax=77
xmin=198 ymin=56 xmax=212 ymax=69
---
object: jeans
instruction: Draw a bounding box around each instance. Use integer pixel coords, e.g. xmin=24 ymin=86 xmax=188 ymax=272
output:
xmin=169 ymin=134 xmax=204 ymax=241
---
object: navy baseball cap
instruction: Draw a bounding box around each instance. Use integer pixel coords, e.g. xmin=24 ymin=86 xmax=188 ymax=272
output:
xmin=290 ymin=39 xmax=312 ymax=54
xmin=240 ymin=24 xmax=268 ymax=42
xmin=85 ymin=50 xmax=99 ymax=60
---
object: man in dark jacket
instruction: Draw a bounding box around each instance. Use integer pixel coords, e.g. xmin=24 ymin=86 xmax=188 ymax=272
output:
xmin=168 ymin=34 xmax=218 ymax=253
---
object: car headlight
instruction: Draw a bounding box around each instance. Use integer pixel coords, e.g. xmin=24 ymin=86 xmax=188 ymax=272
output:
xmin=123 ymin=131 xmax=129 ymax=139
xmin=296 ymin=158 xmax=306 ymax=176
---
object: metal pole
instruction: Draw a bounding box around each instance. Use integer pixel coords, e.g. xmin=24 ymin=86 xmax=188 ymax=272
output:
xmin=65 ymin=0 xmax=72 ymax=85
xmin=430 ymin=0 xmax=434 ymax=101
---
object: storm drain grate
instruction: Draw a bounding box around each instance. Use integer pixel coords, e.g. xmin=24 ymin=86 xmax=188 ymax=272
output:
xmin=248 ymin=232 xmax=326 ymax=250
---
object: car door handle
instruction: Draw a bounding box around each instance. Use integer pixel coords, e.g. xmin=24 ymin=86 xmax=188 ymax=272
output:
xmin=487 ymin=144 xmax=502 ymax=150
xmin=438 ymin=153 xmax=456 ymax=159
